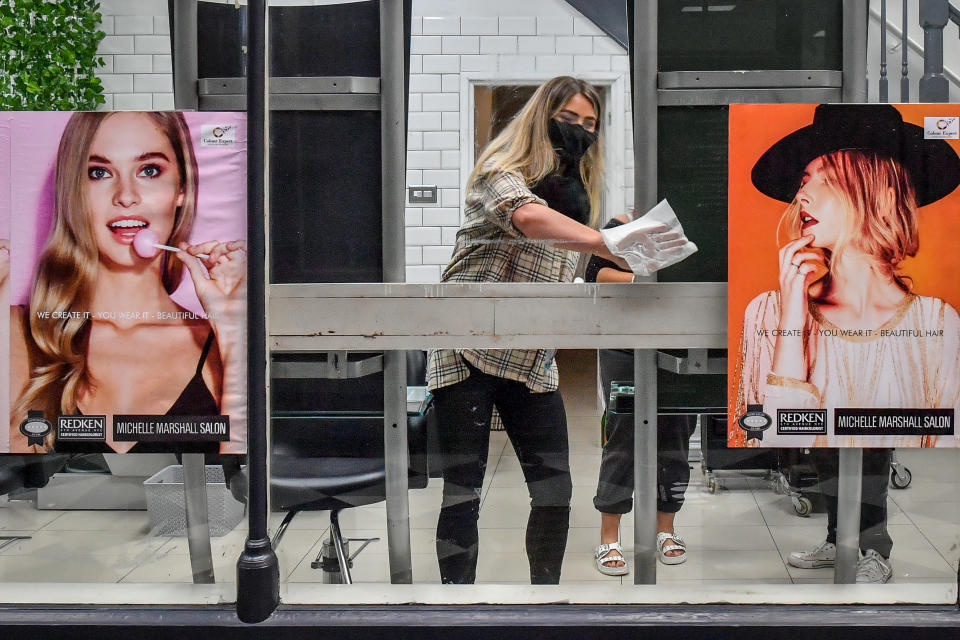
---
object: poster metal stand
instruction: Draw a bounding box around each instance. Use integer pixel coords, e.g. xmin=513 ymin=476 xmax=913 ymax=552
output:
xmin=182 ymin=453 xmax=215 ymax=584
xmin=629 ymin=0 xmax=659 ymax=587
xmin=835 ymin=449 xmax=864 ymax=584
xmin=381 ymin=0 xmax=413 ymax=586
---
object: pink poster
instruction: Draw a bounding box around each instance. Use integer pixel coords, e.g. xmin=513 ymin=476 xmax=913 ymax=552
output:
xmin=0 ymin=111 xmax=247 ymax=454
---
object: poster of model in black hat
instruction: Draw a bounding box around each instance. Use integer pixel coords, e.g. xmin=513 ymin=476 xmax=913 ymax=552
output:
xmin=728 ymin=104 xmax=960 ymax=448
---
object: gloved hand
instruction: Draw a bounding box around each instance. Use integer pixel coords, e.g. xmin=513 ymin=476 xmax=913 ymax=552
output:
xmin=599 ymin=199 xmax=698 ymax=276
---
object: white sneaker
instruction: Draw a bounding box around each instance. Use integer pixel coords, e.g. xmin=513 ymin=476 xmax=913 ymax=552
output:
xmin=856 ymin=549 xmax=893 ymax=584
xmin=787 ymin=540 xmax=836 ymax=568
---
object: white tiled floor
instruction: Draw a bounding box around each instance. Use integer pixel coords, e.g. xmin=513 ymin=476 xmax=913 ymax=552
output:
xmin=1 ymin=350 xmax=958 ymax=589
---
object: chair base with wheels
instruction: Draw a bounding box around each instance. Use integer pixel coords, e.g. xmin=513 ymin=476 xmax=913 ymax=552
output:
xmin=247 ymin=351 xmax=432 ymax=583
xmin=232 ymin=410 xmax=430 ymax=584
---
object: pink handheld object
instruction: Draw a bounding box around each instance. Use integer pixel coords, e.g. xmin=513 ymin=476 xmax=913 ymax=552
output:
xmin=133 ymin=228 xmax=209 ymax=260
xmin=133 ymin=228 xmax=160 ymax=258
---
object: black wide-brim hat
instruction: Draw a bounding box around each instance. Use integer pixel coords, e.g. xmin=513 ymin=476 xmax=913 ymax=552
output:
xmin=751 ymin=104 xmax=960 ymax=207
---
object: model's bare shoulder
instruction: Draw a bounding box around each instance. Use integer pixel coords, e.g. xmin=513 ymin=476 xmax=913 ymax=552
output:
xmin=9 ymin=304 xmax=25 ymax=330
xmin=9 ymin=305 xmax=31 ymax=418
xmin=9 ymin=305 xmax=29 ymax=369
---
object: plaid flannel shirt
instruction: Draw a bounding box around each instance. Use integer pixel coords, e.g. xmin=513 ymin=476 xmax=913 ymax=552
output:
xmin=426 ymin=163 xmax=580 ymax=393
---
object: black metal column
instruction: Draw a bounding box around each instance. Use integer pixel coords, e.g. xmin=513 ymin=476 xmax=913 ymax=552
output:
xmin=920 ymin=0 xmax=951 ymax=101
xmin=236 ymin=0 xmax=279 ymax=624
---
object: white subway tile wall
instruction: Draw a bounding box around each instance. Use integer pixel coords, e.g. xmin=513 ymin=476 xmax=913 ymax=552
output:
xmin=95 ymin=0 xmax=631 ymax=283
xmin=423 ymin=209 xmax=461 ymax=227
xmin=406 ymin=208 xmax=424 ymax=227
xmin=95 ymin=3 xmax=172 ymax=110
xmin=409 ymin=131 xmax=425 ymax=150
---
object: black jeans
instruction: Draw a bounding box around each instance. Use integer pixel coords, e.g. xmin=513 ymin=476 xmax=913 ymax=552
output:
xmin=432 ymin=365 xmax=572 ymax=584
xmin=594 ymin=410 xmax=697 ymax=514
xmin=593 ymin=349 xmax=697 ymax=515
xmin=814 ymin=448 xmax=893 ymax=559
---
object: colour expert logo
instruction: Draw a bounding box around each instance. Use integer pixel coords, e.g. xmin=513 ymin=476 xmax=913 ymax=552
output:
xmin=924 ymin=116 xmax=959 ymax=139
xmin=201 ymin=124 xmax=236 ymax=146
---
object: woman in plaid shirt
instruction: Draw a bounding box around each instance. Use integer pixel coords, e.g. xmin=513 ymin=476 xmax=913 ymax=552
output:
xmin=428 ymin=76 xmax=629 ymax=584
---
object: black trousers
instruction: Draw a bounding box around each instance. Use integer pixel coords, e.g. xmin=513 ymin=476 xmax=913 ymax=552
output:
xmin=593 ymin=349 xmax=696 ymax=515
xmin=594 ymin=410 xmax=697 ymax=514
xmin=432 ymin=365 xmax=572 ymax=584
xmin=814 ymin=448 xmax=893 ymax=559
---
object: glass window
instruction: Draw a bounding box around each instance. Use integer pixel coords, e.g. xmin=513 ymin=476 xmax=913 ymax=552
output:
xmin=7 ymin=0 xmax=959 ymax=619
xmin=658 ymin=0 xmax=843 ymax=71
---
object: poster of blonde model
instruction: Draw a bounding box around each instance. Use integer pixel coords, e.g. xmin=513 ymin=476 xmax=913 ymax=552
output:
xmin=729 ymin=103 xmax=960 ymax=448
xmin=0 ymin=111 xmax=247 ymax=454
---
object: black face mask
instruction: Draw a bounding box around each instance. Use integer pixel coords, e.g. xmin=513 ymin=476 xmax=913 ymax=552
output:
xmin=547 ymin=118 xmax=597 ymax=166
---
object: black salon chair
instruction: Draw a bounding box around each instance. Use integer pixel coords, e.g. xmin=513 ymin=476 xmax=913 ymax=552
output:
xmin=234 ymin=351 xmax=431 ymax=583
xmin=0 ymin=454 xmax=69 ymax=551
xmin=0 ymin=454 xmax=69 ymax=496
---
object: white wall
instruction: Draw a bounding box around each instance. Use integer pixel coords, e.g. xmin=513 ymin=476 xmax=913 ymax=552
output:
xmin=96 ymin=0 xmax=174 ymax=111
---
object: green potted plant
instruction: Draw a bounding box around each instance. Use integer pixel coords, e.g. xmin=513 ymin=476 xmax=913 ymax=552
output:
xmin=0 ymin=0 xmax=106 ymax=110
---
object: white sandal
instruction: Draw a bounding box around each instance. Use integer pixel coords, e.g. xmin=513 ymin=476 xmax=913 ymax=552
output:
xmin=656 ymin=531 xmax=687 ymax=565
xmin=595 ymin=541 xmax=629 ymax=576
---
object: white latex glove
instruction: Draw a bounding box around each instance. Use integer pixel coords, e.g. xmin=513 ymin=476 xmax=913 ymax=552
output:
xmin=600 ymin=199 xmax=698 ymax=276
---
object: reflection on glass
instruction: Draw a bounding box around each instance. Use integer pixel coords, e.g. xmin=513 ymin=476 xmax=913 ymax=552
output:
xmin=658 ymin=0 xmax=843 ymax=71
xmin=0 ymin=452 xmax=248 ymax=584
xmin=473 ymin=85 xmax=538 ymax=162
xmin=263 ymin=345 xmax=960 ymax=588
xmin=268 ymin=350 xmax=431 ymax=583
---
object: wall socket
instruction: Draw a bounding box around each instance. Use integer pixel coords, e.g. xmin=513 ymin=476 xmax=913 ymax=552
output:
xmin=408 ymin=185 xmax=438 ymax=204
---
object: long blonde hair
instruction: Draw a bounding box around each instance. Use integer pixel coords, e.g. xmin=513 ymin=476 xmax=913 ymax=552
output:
xmin=469 ymin=76 xmax=605 ymax=228
xmin=777 ymin=150 xmax=919 ymax=292
xmin=14 ymin=112 xmax=199 ymax=423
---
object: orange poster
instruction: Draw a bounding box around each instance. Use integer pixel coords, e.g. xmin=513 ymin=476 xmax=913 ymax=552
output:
xmin=728 ymin=104 xmax=960 ymax=448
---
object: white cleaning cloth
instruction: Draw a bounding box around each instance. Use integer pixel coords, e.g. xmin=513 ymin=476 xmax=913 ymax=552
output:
xmin=600 ymin=199 xmax=698 ymax=276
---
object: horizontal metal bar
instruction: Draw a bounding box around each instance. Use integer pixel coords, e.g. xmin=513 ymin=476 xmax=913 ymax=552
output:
xmin=656 ymin=350 xmax=727 ymax=375
xmin=271 ymin=354 xmax=384 ymax=379
xmin=657 ymin=88 xmax=841 ymax=106
xmin=270 ymin=282 xmax=723 ymax=299
xmin=199 ymin=93 xmax=380 ymax=111
xmin=271 ymin=335 xmax=725 ymax=351
xmin=268 ymin=282 xmax=727 ymax=351
xmin=3 ymin=603 xmax=960 ymax=629
xmin=659 ymin=70 xmax=842 ymax=89
xmin=200 ymin=76 xmax=380 ymax=95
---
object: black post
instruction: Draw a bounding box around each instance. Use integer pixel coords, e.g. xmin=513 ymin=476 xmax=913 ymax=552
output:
xmin=919 ymin=0 xmax=950 ymax=101
xmin=236 ymin=0 xmax=279 ymax=624
xmin=901 ymin=0 xmax=909 ymax=101
xmin=880 ymin=0 xmax=888 ymax=102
